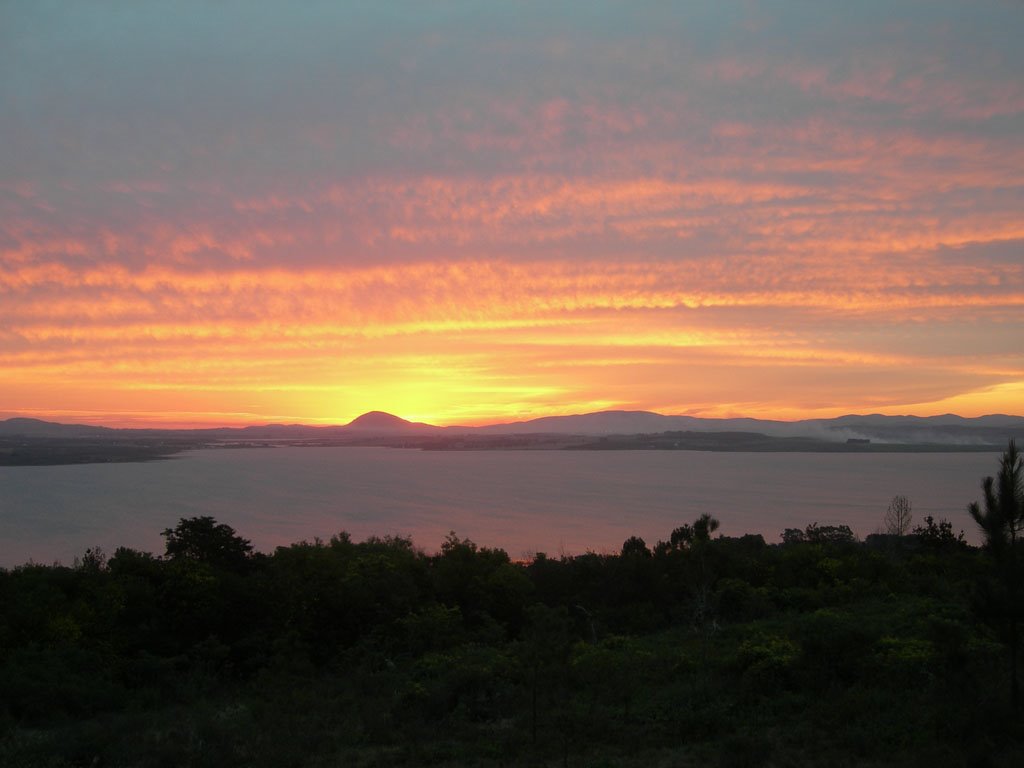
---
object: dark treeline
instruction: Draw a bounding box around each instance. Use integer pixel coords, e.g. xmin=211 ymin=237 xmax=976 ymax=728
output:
xmin=2 ymin=446 xmax=1023 ymax=767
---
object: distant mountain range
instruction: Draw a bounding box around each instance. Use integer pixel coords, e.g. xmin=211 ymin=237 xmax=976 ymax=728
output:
xmin=476 ymin=410 xmax=1024 ymax=445
xmin=2 ymin=410 xmax=1023 ymax=446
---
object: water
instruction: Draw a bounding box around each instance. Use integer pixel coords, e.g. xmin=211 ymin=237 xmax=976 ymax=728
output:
xmin=0 ymin=447 xmax=1000 ymax=567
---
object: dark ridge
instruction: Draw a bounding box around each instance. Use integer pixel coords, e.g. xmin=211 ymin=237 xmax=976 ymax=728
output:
xmin=346 ymin=410 xmax=414 ymax=428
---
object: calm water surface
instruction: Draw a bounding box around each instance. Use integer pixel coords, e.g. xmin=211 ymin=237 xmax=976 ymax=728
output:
xmin=0 ymin=447 xmax=999 ymax=566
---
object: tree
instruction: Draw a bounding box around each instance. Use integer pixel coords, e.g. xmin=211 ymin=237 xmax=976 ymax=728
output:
xmin=781 ymin=528 xmax=806 ymax=545
xmin=517 ymin=604 xmax=573 ymax=744
xmin=656 ymin=514 xmax=720 ymax=554
xmin=620 ymin=536 xmax=651 ymax=559
xmin=692 ymin=513 xmax=720 ymax=542
xmin=669 ymin=524 xmax=694 ymax=550
xmin=968 ymin=440 xmax=1023 ymax=558
xmin=781 ymin=522 xmax=855 ymax=545
xmin=433 ymin=532 xmax=529 ymax=631
xmin=967 ymin=439 xmax=1024 ymax=708
xmin=884 ymin=494 xmax=913 ymax=536
xmin=161 ymin=516 xmax=253 ymax=570
xmin=911 ymin=515 xmax=964 ymax=548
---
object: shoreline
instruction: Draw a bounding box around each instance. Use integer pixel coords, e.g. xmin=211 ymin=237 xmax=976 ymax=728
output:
xmin=0 ymin=432 xmax=1008 ymax=466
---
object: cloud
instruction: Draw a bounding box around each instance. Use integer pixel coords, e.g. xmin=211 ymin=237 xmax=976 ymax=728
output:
xmin=1 ymin=2 xmax=1022 ymax=424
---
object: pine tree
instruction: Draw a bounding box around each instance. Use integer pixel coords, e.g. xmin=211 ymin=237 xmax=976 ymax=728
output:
xmin=968 ymin=440 xmax=1024 ymax=708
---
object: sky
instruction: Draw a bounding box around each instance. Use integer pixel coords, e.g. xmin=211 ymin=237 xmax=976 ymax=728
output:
xmin=1 ymin=1 xmax=1023 ymax=427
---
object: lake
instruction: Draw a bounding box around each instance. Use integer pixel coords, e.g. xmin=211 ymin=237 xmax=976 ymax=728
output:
xmin=0 ymin=446 xmax=1001 ymax=567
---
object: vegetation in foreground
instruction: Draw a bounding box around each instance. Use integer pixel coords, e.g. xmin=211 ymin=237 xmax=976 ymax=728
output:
xmin=1 ymin=444 xmax=1023 ymax=767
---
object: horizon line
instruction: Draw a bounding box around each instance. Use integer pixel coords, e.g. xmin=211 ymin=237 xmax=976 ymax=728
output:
xmin=3 ymin=407 xmax=1023 ymax=432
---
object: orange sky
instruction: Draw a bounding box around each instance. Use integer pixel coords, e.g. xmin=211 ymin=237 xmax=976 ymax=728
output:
xmin=2 ymin=4 xmax=1022 ymax=427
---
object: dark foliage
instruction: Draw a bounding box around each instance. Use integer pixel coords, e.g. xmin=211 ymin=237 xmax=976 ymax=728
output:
xmin=914 ymin=515 xmax=967 ymax=548
xmin=162 ymin=516 xmax=253 ymax=571
xmin=781 ymin=521 xmax=856 ymax=545
xmin=967 ymin=439 xmax=1024 ymax=709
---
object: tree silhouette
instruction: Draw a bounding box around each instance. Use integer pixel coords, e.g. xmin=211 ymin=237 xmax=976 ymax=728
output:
xmin=912 ymin=515 xmax=964 ymax=548
xmin=669 ymin=524 xmax=693 ymax=550
xmin=620 ymin=536 xmax=651 ymax=558
xmin=968 ymin=439 xmax=1024 ymax=708
xmin=656 ymin=514 xmax=720 ymax=554
xmin=884 ymin=494 xmax=913 ymax=536
xmin=693 ymin=513 xmax=720 ymax=542
xmin=968 ymin=440 xmax=1023 ymax=558
xmin=161 ymin=516 xmax=253 ymax=570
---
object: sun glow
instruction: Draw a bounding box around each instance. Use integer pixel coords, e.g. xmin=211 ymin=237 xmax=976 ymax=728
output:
xmin=2 ymin=4 xmax=1023 ymax=427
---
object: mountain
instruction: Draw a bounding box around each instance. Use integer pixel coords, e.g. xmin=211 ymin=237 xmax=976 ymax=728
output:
xmin=473 ymin=410 xmax=1024 ymax=445
xmin=2 ymin=410 xmax=1022 ymax=446
xmin=826 ymin=413 xmax=1024 ymax=429
xmin=0 ymin=417 xmax=114 ymax=438
xmin=477 ymin=410 xmax=803 ymax=437
xmin=0 ymin=411 xmax=440 ymax=440
xmin=345 ymin=411 xmax=439 ymax=432
xmin=477 ymin=410 xmax=699 ymax=435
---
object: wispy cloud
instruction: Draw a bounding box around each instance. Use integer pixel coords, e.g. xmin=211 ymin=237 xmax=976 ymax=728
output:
xmin=1 ymin=2 xmax=1022 ymax=424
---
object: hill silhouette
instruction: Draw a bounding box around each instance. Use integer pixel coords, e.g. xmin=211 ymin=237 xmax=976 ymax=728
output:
xmin=345 ymin=411 xmax=438 ymax=432
xmin=2 ymin=409 xmax=1022 ymax=446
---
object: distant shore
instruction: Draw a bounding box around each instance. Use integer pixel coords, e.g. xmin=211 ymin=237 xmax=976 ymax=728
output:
xmin=0 ymin=437 xmax=201 ymax=466
xmin=0 ymin=431 xmax=1006 ymax=466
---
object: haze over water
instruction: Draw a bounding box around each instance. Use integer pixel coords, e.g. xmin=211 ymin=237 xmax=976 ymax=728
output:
xmin=0 ymin=447 xmax=998 ymax=567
